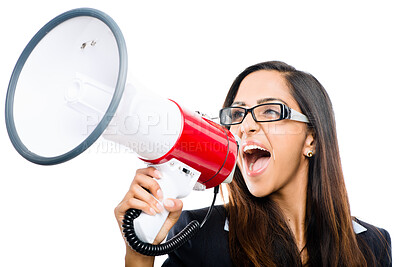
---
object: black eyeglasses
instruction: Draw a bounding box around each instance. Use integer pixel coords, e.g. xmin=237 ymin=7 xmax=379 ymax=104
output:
xmin=219 ymin=103 xmax=310 ymax=126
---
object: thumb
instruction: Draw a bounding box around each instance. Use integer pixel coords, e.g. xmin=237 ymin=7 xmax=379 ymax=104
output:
xmin=163 ymin=198 xmax=183 ymax=228
xmin=152 ymin=199 xmax=183 ymax=244
xmin=163 ymin=198 xmax=183 ymax=214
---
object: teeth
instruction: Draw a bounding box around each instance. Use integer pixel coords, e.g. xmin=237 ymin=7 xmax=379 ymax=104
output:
xmin=243 ymin=145 xmax=268 ymax=153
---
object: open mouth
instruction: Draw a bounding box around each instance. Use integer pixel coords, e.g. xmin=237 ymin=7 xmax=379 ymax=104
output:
xmin=243 ymin=144 xmax=271 ymax=176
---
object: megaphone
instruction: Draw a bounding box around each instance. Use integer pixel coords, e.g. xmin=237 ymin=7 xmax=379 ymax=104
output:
xmin=5 ymin=8 xmax=238 ymax=256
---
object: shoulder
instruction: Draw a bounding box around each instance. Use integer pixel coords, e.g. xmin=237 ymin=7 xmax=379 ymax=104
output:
xmin=180 ymin=204 xmax=227 ymax=223
xmin=168 ymin=205 xmax=227 ymax=237
xmin=353 ymin=218 xmax=392 ymax=266
xmin=162 ymin=205 xmax=232 ymax=267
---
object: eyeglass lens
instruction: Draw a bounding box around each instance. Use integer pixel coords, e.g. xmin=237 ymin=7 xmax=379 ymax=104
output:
xmin=221 ymin=104 xmax=283 ymax=125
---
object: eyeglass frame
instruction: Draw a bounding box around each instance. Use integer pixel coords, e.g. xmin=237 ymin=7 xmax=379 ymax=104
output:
xmin=219 ymin=103 xmax=310 ymax=126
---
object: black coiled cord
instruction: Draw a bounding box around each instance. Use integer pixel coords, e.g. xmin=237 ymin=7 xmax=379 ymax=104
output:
xmin=122 ymin=186 xmax=219 ymax=256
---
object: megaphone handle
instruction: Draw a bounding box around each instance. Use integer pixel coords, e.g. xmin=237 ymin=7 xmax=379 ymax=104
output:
xmin=132 ymin=177 xmax=176 ymax=244
xmin=121 ymin=158 xmax=202 ymax=256
xmin=132 ymin=159 xmax=201 ymax=243
xmin=122 ymin=185 xmax=220 ymax=257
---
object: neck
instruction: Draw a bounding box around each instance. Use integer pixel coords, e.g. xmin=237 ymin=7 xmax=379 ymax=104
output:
xmin=270 ymin=161 xmax=309 ymax=252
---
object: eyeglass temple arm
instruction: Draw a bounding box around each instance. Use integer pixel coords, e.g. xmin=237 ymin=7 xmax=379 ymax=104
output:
xmin=195 ymin=111 xmax=221 ymax=122
xmin=289 ymin=109 xmax=310 ymax=123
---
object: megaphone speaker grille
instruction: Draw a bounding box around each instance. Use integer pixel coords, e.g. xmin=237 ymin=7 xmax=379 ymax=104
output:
xmin=5 ymin=8 xmax=127 ymax=165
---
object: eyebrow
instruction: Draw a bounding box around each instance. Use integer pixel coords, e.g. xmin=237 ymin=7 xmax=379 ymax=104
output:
xmin=232 ymin=97 xmax=289 ymax=107
xmin=257 ymin=97 xmax=289 ymax=106
xmin=231 ymin=101 xmax=246 ymax=106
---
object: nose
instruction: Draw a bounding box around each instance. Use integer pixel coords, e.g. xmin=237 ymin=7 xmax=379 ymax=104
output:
xmin=240 ymin=112 xmax=260 ymax=135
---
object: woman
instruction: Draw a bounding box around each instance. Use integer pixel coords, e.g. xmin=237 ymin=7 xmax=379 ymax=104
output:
xmin=115 ymin=61 xmax=391 ymax=266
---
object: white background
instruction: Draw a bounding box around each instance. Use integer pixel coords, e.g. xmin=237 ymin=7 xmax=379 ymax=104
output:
xmin=1 ymin=1 xmax=399 ymax=266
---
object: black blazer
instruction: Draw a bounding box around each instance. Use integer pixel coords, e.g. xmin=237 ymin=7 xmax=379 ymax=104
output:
xmin=162 ymin=205 xmax=391 ymax=267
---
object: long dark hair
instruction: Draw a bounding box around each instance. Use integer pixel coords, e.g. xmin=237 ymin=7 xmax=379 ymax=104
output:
xmin=223 ymin=61 xmax=375 ymax=266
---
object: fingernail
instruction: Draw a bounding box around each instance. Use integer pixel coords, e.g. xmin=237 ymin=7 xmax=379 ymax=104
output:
xmin=154 ymin=170 xmax=162 ymax=179
xmin=164 ymin=199 xmax=174 ymax=208
xmin=156 ymin=189 xmax=163 ymax=200
xmin=149 ymin=208 xmax=156 ymax=215
xmin=156 ymin=202 xmax=163 ymax=212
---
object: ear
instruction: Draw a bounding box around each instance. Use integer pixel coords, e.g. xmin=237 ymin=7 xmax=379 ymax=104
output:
xmin=303 ymin=129 xmax=315 ymax=157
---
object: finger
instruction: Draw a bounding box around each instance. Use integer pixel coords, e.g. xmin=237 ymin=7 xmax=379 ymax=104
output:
xmin=130 ymin=184 xmax=163 ymax=213
xmin=136 ymin=167 xmax=162 ymax=180
xmin=131 ymin=173 xmax=164 ymax=201
xmin=116 ymin=197 xmax=157 ymax=219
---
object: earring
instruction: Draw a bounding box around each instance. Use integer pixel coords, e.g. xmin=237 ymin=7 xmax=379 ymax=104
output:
xmin=307 ymin=150 xmax=313 ymax=158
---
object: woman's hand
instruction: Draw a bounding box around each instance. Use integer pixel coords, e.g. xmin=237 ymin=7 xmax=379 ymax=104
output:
xmin=114 ymin=167 xmax=183 ymax=266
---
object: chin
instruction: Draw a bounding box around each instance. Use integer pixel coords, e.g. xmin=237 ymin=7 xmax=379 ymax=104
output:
xmin=238 ymin=164 xmax=273 ymax=198
xmin=245 ymin=179 xmax=273 ymax=198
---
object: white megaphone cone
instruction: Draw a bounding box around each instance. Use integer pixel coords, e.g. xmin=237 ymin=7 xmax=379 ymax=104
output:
xmin=5 ymin=8 xmax=238 ymax=254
